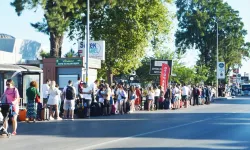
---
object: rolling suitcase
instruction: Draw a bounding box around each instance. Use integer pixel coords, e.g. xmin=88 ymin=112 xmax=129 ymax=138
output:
xmin=164 ymin=100 xmax=170 ymax=109
xmin=90 ymin=102 xmax=102 ymax=116
xmin=36 ymin=102 xmax=43 ymax=120
xmin=19 ymin=98 xmax=27 ymax=122
xmin=41 ymin=108 xmax=49 ymax=121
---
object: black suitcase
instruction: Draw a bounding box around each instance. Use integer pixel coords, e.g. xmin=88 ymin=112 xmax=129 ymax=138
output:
xmin=90 ymin=102 xmax=102 ymax=116
xmin=164 ymin=100 xmax=170 ymax=109
xmin=126 ymin=101 xmax=130 ymax=113
xmin=144 ymin=100 xmax=148 ymax=110
xmin=36 ymin=102 xmax=43 ymax=119
xmin=159 ymin=101 xmax=164 ymax=109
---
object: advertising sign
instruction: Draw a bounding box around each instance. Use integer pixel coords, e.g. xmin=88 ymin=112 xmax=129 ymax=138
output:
xmin=56 ymin=58 xmax=83 ymax=66
xmin=217 ymin=62 xmax=225 ymax=79
xmin=78 ymin=41 xmax=105 ymax=60
xmin=160 ymin=63 xmax=170 ymax=92
xmin=150 ymin=60 xmax=172 ymax=75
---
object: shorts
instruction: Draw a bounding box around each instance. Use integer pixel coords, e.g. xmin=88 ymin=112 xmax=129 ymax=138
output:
xmin=43 ymin=98 xmax=48 ymax=104
xmin=63 ymin=100 xmax=75 ymax=110
xmin=182 ymin=95 xmax=188 ymax=101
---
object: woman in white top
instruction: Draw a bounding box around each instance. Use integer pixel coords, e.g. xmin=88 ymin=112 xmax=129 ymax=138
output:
xmin=82 ymin=82 xmax=92 ymax=117
xmin=147 ymin=87 xmax=155 ymax=111
xmin=48 ymin=81 xmax=62 ymax=120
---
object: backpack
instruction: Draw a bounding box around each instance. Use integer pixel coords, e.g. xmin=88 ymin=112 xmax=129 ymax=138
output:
xmin=66 ymin=86 xmax=75 ymax=100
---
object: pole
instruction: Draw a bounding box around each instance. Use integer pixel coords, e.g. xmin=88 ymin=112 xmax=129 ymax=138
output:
xmin=86 ymin=0 xmax=90 ymax=85
xmin=216 ymin=22 xmax=219 ymax=98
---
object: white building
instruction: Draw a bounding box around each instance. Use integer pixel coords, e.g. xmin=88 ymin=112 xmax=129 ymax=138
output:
xmin=0 ymin=33 xmax=41 ymax=63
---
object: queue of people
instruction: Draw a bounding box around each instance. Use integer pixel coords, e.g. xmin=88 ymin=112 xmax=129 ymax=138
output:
xmin=0 ymin=77 xmax=216 ymax=136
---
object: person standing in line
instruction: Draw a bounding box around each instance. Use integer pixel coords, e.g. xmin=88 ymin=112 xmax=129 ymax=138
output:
xmin=181 ymin=83 xmax=190 ymax=108
xmin=42 ymin=79 xmax=50 ymax=108
xmin=82 ymin=82 xmax=92 ymax=118
xmin=135 ymin=86 xmax=141 ymax=110
xmin=117 ymin=84 xmax=126 ymax=115
xmin=73 ymin=76 xmax=82 ymax=100
xmin=48 ymin=81 xmax=62 ymax=120
xmin=90 ymin=80 xmax=99 ymax=102
xmin=55 ymin=84 xmax=62 ymax=116
xmin=26 ymin=81 xmax=40 ymax=123
xmin=147 ymin=87 xmax=155 ymax=111
xmin=2 ymin=79 xmax=20 ymax=135
xmin=63 ymin=80 xmax=76 ymax=120
xmin=128 ymin=85 xmax=137 ymax=113
xmin=103 ymin=83 xmax=112 ymax=115
xmin=154 ymin=86 xmax=161 ymax=110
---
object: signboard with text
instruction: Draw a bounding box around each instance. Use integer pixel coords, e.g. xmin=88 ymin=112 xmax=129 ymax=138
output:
xmin=150 ymin=60 xmax=172 ymax=75
xmin=56 ymin=58 xmax=83 ymax=66
xmin=78 ymin=41 xmax=105 ymax=60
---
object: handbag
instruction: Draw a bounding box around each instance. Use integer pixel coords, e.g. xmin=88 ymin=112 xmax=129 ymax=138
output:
xmin=35 ymin=94 xmax=40 ymax=103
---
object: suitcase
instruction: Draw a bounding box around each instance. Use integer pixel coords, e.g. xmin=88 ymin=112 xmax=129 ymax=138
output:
xmin=90 ymin=102 xmax=102 ymax=116
xmin=159 ymin=101 xmax=164 ymax=109
xmin=144 ymin=100 xmax=148 ymax=110
xmin=77 ymin=107 xmax=85 ymax=118
xmin=36 ymin=102 xmax=43 ymax=120
xmin=41 ymin=108 xmax=49 ymax=120
xmin=164 ymin=100 xmax=170 ymax=109
xmin=111 ymin=105 xmax=116 ymax=114
xmin=19 ymin=98 xmax=27 ymax=122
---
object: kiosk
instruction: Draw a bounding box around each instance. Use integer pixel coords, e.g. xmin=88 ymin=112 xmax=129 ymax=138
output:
xmin=42 ymin=57 xmax=101 ymax=89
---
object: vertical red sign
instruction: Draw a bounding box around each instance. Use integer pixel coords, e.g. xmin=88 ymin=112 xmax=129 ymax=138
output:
xmin=160 ymin=63 xmax=170 ymax=92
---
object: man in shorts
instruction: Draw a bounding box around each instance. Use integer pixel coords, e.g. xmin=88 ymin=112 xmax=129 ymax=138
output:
xmin=63 ymin=80 xmax=76 ymax=120
xmin=181 ymin=83 xmax=190 ymax=108
xmin=42 ymin=79 xmax=51 ymax=107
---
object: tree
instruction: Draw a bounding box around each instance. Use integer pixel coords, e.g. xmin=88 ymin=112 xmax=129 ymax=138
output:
xmin=10 ymin=0 xmax=112 ymax=58
xmin=64 ymin=48 xmax=78 ymax=58
xmin=39 ymin=50 xmax=50 ymax=58
xmin=69 ymin=0 xmax=173 ymax=84
xmin=175 ymin=0 xmax=250 ymax=84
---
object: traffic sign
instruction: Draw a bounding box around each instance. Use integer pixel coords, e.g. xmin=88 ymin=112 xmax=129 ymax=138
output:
xmin=150 ymin=60 xmax=172 ymax=75
xmin=217 ymin=62 xmax=225 ymax=79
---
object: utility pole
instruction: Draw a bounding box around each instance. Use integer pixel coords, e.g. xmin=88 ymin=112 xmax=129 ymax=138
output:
xmin=86 ymin=0 xmax=90 ymax=85
xmin=216 ymin=22 xmax=219 ymax=98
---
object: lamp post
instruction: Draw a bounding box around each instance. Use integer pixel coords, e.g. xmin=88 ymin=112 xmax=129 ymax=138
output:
xmin=216 ymin=22 xmax=219 ymax=98
xmin=86 ymin=0 xmax=90 ymax=85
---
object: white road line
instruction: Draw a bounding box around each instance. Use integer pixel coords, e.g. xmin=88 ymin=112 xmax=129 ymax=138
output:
xmin=76 ymin=108 xmax=250 ymax=150
xmin=75 ymin=118 xmax=213 ymax=150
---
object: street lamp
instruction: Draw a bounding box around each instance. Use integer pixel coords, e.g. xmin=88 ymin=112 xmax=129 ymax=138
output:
xmin=216 ymin=22 xmax=219 ymax=98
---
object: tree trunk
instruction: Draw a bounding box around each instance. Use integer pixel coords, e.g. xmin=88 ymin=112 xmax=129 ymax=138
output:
xmin=107 ymin=68 xmax=113 ymax=85
xmin=50 ymin=33 xmax=64 ymax=58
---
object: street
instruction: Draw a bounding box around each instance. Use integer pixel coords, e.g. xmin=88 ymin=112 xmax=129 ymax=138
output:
xmin=1 ymin=97 xmax=250 ymax=150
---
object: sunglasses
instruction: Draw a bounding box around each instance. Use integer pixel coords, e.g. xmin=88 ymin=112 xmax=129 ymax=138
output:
xmin=6 ymin=83 xmax=10 ymax=86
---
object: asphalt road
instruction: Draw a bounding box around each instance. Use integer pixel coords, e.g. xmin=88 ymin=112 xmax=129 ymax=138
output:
xmin=1 ymin=97 xmax=250 ymax=150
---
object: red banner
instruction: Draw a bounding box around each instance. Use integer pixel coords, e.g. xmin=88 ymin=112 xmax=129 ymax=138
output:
xmin=160 ymin=63 xmax=170 ymax=92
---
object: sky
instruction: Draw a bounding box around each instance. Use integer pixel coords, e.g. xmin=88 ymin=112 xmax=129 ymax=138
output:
xmin=0 ymin=0 xmax=249 ymax=75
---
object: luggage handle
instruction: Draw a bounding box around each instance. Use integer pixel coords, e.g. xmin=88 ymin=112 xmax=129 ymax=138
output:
xmin=19 ymin=98 xmax=25 ymax=109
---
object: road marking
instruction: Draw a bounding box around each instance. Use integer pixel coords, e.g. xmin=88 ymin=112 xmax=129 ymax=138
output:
xmin=75 ymin=117 xmax=216 ymax=150
xmin=76 ymin=108 xmax=250 ymax=150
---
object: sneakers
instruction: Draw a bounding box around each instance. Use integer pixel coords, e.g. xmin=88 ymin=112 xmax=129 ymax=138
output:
xmin=56 ymin=117 xmax=62 ymax=120
xmin=49 ymin=117 xmax=54 ymax=120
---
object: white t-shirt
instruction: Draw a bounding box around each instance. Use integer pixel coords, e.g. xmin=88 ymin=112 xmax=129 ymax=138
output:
xmin=42 ymin=83 xmax=50 ymax=98
xmin=155 ymin=89 xmax=161 ymax=97
xmin=63 ymin=85 xmax=77 ymax=100
xmin=82 ymin=87 xmax=92 ymax=100
xmin=73 ymin=81 xmax=80 ymax=95
xmin=148 ymin=91 xmax=155 ymax=100
xmin=90 ymin=83 xmax=97 ymax=95
xmin=173 ymin=87 xmax=180 ymax=96
xmin=181 ymin=86 xmax=189 ymax=96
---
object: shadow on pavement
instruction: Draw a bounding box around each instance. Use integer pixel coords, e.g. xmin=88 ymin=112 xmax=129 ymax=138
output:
xmin=13 ymin=99 xmax=250 ymax=150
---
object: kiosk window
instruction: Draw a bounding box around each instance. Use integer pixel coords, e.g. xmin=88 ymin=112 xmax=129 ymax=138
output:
xmin=59 ymin=75 xmax=78 ymax=89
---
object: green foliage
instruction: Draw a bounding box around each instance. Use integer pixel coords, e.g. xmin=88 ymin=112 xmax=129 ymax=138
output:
xmin=39 ymin=50 xmax=50 ymax=58
xmin=64 ymin=48 xmax=78 ymax=58
xmin=69 ymin=0 xmax=173 ymax=83
xmin=175 ymin=0 xmax=250 ymax=84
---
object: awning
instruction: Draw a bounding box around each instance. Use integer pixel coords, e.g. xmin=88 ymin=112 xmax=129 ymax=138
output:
xmin=0 ymin=64 xmax=26 ymax=72
xmin=18 ymin=65 xmax=43 ymax=73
